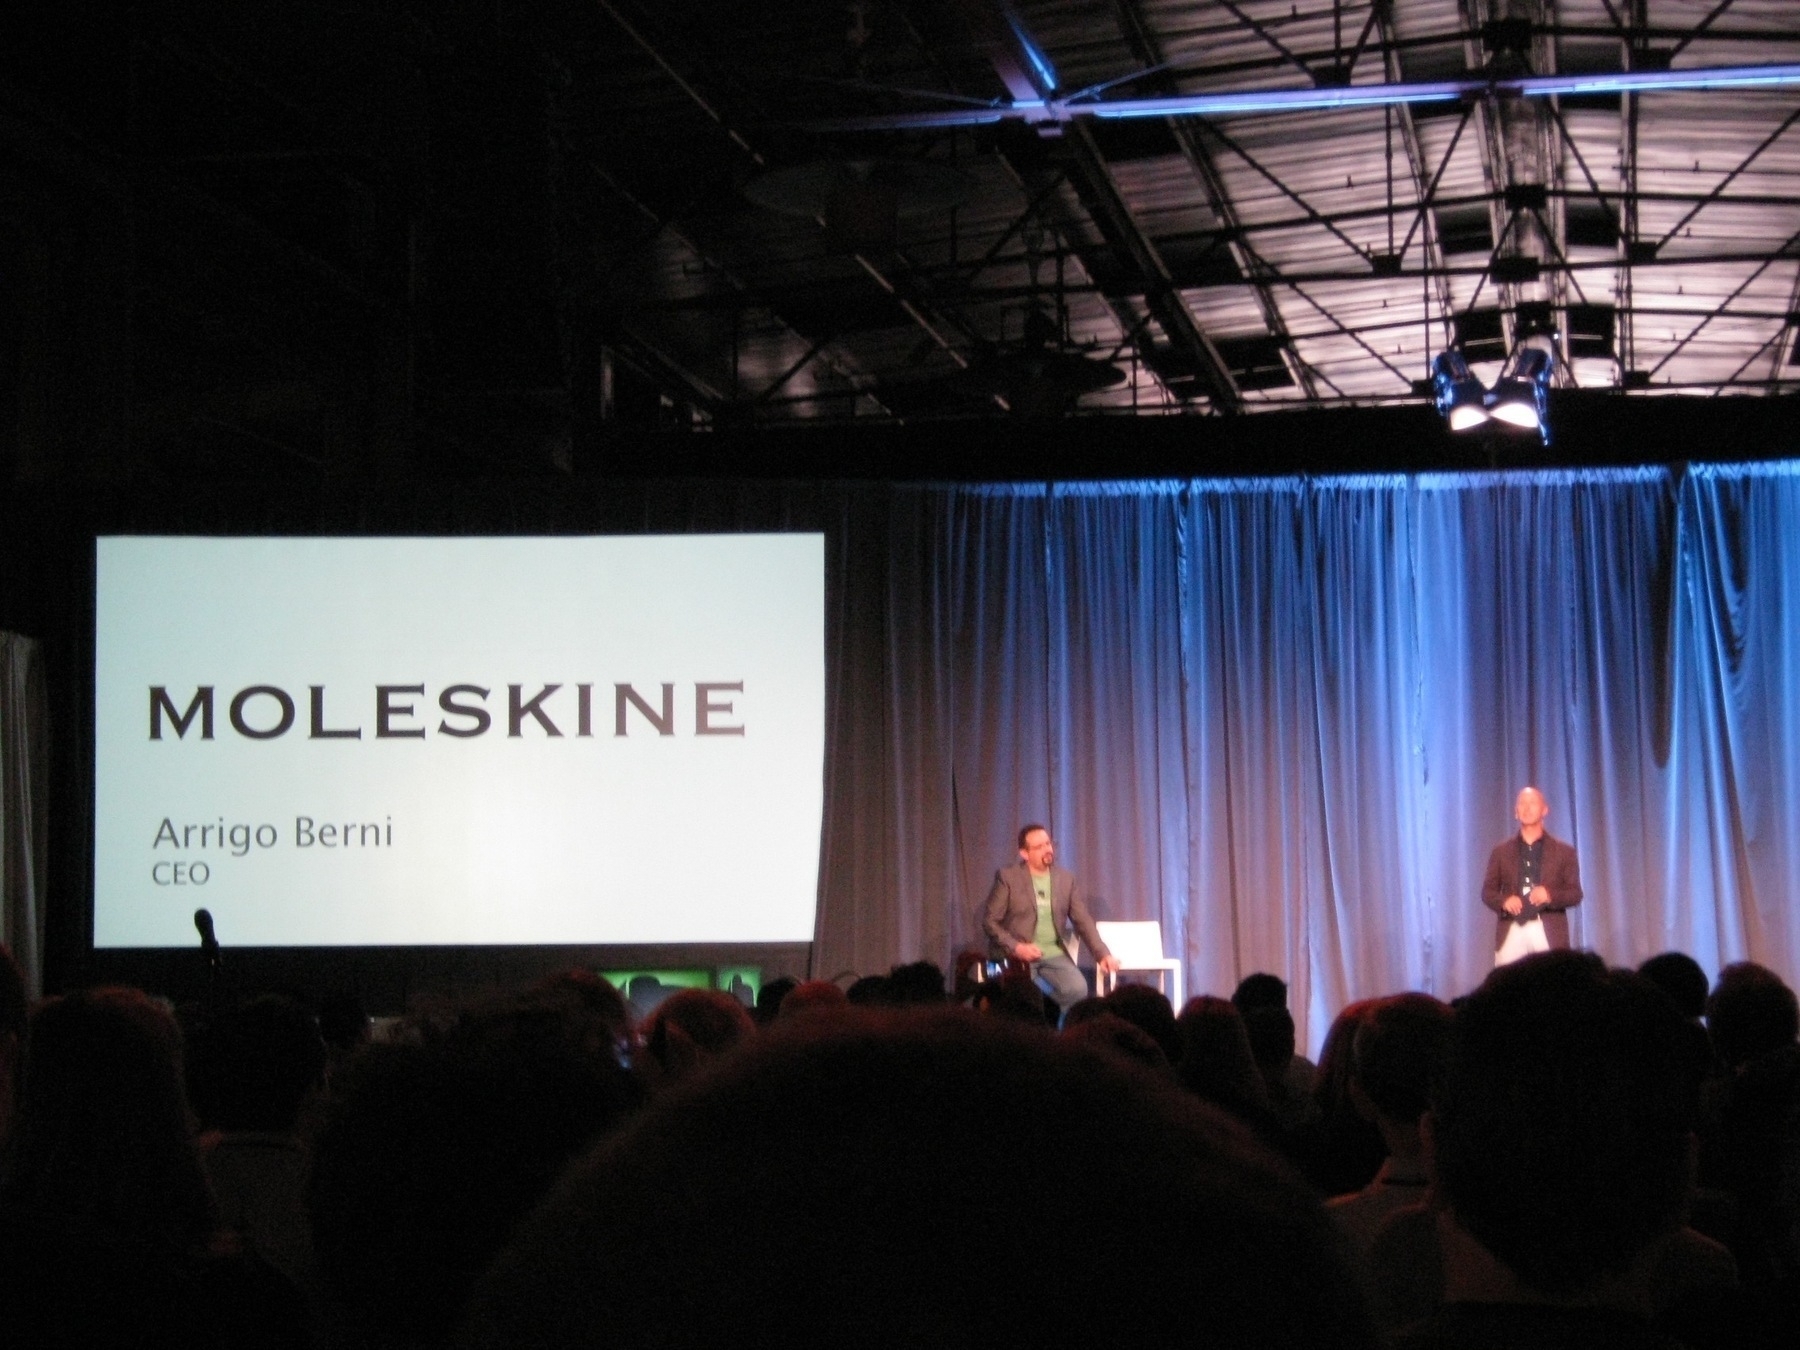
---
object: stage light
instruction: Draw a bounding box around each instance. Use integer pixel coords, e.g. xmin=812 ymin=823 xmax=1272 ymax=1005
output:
xmin=1432 ymin=352 xmax=1489 ymax=431
xmin=1487 ymin=340 xmax=1554 ymax=440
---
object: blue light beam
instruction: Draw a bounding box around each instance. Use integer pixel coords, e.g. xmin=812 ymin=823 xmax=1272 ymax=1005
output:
xmin=802 ymin=63 xmax=1800 ymax=132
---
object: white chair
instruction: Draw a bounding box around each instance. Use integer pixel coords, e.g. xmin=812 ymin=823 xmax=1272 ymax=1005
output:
xmin=1095 ymin=921 xmax=1183 ymax=1009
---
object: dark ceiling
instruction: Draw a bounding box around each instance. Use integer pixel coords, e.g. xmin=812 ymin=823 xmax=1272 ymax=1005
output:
xmin=4 ymin=1 xmax=1799 ymax=482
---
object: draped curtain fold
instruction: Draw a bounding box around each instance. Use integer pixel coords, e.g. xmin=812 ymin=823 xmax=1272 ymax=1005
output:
xmin=809 ymin=463 xmax=1800 ymax=1052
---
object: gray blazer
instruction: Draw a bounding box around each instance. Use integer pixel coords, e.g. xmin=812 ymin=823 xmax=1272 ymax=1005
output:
xmin=983 ymin=863 xmax=1110 ymax=962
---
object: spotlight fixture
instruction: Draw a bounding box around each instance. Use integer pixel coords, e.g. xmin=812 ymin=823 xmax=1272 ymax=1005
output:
xmin=1486 ymin=338 xmax=1555 ymax=441
xmin=1430 ymin=338 xmax=1556 ymax=444
xmin=1432 ymin=352 xmax=1490 ymax=430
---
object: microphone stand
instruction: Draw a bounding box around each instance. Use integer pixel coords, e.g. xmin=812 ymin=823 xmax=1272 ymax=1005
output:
xmin=194 ymin=909 xmax=223 ymax=1016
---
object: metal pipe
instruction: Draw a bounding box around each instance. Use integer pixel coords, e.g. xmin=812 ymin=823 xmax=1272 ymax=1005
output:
xmin=802 ymin=63 xmax=1800 ymax=132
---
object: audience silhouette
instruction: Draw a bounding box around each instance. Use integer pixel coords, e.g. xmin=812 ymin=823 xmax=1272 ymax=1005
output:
xmin=1 ymin=946 xmax=1796 ymax=1347
xmin=0 ymin=985 xmax=306 ymax=1347
xmin=460 ymin=1009 xmax=1377 ymax=1350
xmin=306 ymin=983 xmax=642 ymax=1347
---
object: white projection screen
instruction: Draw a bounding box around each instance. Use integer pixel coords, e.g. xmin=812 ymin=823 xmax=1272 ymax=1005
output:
xmin=93 ymin=535 xmax=825 ymax=948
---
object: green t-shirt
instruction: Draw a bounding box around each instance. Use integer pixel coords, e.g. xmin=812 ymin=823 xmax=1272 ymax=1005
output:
xmin=1031 ymin=871 xmax=1060 ymax=955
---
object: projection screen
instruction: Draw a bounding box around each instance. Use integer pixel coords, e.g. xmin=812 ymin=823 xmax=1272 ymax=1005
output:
xmin=93 ymin=535 xmax=825 ymax=948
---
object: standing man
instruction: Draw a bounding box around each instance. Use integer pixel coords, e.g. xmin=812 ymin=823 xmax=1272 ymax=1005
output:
xmin=984 ymin=825 xmax=1119 ymax=1016
xmin=1481 ymin=787 xmax=1583 ymax=965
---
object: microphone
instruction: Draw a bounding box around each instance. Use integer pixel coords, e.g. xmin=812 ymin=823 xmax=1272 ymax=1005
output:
xmin=195 ymin=909 xmax=223 ymax=1010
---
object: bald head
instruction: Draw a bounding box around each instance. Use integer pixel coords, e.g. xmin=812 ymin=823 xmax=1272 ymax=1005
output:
xmin=1514 ymin=787 xmax=1548 ymax=830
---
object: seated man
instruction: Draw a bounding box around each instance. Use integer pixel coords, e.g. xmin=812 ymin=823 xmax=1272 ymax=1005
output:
xmin=982 ymin=823 xmax=1117 ymax=1017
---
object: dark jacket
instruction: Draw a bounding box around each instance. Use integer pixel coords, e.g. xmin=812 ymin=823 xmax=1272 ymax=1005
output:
xmin=1481 ymin=832 xmax=1583 ymax=950
xmin=982 ymin=863 xmax=1110 ymax=962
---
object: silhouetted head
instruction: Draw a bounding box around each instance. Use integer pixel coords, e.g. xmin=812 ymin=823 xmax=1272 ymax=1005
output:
xmin=1706 ymin=961 xmax=1799 ymax=1069
xmin=1430 ymin=951 xmax=1694 ymax=1298
xmin=1061 ymin=996 xmax=1108 ymax=1027
xmin=307 ymin=989 xmax=642 ymax=1345
xmin=1243 ymin=1005 xmax=1297 ymax=1076
xmin=532 ymin=969 xmax=633 ymax=1047
xmin=846 ymin=975 xmax=891 ymax=1007
xmin=207 ymin=994 xmax=327 ymax=1133
xmin=885 ymin=961 xmax=947 ymax=1006
xmin=1103 ymin=982 xmax=1182 ymax=1067
xmin=753 ymin=975 xmax=800 ymax=1026
xmin=1176 ymin=996 xmax=1270 ymax=1122
xmin=1312 ymin=998 xmax=1382 ymax=1117
xmin=641 ymin=988 xmax=755 ymax=1083
xmin=1350 ymin=993 xmax=1453 ymax=1126
xmin=776 ymin=980 xmax=851 ymax=1024
xmin=968 ymin=970 xmax=1052 ymax=1027
xmin=461 ymin=1011 xmax=1376 ymax=1350
xmin=316 ymin=993 xmax=372 ymax=1055
xmin=1637 ymin=952 xmax=1709 ymax=1021
xmin=1 ymin=986 xmax=213 ymax=1249
xmin=1232 ymin=972 xmax=1289 ymax=1014
xmin=1061 ymin=1011 xmax=1169 ymax=1074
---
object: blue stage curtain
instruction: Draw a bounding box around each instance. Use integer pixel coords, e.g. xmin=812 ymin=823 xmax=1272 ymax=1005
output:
xmin=808 ymin=464 xmax=1800 ymax=1050
xmin=1667 ymin=464 xmax=1800 ymax=979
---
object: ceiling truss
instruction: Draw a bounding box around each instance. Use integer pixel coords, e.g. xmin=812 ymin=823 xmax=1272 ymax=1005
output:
xmin=576 ymin=0 xmax=1800 ymax=420
xmin=9 ymin=0 xmax=1796 ymax=446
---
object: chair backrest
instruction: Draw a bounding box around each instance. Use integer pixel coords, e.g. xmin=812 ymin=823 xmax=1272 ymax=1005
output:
xmin=1094 ymin=920 xmax=1168 ymax=966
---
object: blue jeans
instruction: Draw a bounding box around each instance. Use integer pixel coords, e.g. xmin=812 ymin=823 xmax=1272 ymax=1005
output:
xmin=1031 ymin=953 xmax=1090 ymax=1017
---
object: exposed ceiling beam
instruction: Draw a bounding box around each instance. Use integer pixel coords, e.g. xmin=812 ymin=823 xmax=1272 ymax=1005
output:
xmin=1666 ymin=0 xmax=1742 ymax=64
xmin=592 ymin=0 xmax=978 ymax=414
xmin=1057 ymin=122 xmax=1243 ymax=408
xmin=1462 ymin=1 xmax=1559 ymax=368
xmin=652 ymin=244 xmax=1800 ymax=314
xmin=1644 ymin=226 xmax=1800 ymax=380
xmin=750 ymin=373 xmax=1800 ymax=415
xmin=578 ymin=158 xmax=883 ymax=416
xmin=658 ymin=286 xmax=1800 ymax=335
xmin=1653 ymin=105 xmax=1800 ymax=252
xmin=1110 ymin=0 xmax=1323 ymax=400
xmin=948 ymin=1 xmax=1240 ymax=409
xmin=1374 ymin=0 xmax=1461 ymax=378
xmin=687 ymin=185 xmax=1800 ymax=282
xmin=802 ymin=61 xmax=1800 ymax=132
xmin=763 ymin=23 xmax=1797 ymax=122
xmin=1763 ymin=261 xmax=1800 ymax=385
xmin=1620 ymin=0 xmax=1648 ymax=376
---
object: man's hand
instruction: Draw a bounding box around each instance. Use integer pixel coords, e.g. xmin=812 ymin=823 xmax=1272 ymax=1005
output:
xmin=1528 ymin=884 xmax=1551 ymax=909
xmin=1502 ymin=895 xmax=1524 ymax=917
xmin=1097 ymin=954 xmax=1122 ymax=975
xmin=1014 ymin=943 xmax=1043 ymax=962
